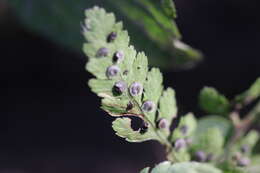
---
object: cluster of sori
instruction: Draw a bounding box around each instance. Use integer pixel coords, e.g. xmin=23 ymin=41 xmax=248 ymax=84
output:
xmin=95 ymin=31 xmax=157 ymax=115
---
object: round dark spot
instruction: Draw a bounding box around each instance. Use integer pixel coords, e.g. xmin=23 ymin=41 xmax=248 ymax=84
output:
xmin=157 ymin=118 xmax=169 ymax=129
xmin=129 ymin=82 xmax=143 ymax=96
xmin=107 ymin=32 xmax=117 ymax=42
xmin=141 ymin=101 xmax=155 ymax=113
xmin=194 ymin=151 xmax=207 ymax=162
xmin=123 ymin=70 xmax=128 ymax=75
xmin=113 ymin=81 xmax=127 ymax=95
xmin=126 ymin=101 xmax=134 ymax=111
xmin=206 ymin=153 xmax=214 ymax=162
xmin=241 ymin=145 xmax=250 ymax=153
xmin=174 ymin=138 xmax=186 ymax=151
xmin=96 ymin=47 xmax=109 ymax=57
xmin=180 ymin=125 xmax=188 ymax=135
xmin=106 ymin=65 xmax=120 ymax=78
xmin=113 ymin=51 xmax=124 ymax=63
xmin=140 ymin=121 xmax=149 ymax=134
xmin=237 ymin=157 xmax=250 ymax=167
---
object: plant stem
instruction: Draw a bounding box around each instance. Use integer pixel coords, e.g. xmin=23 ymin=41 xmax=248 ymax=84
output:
xmin=224 ymin=100 xmax=260 ymax=161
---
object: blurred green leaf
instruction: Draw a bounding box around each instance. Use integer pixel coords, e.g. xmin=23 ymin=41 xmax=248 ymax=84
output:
xmin=9 ymin=0 xmax=203 ymax=70
xmin=171 ymin=113 xmax=197 ymax=141
xmin=199 ymin=87 xmax=231 ymax=115
xmin=141 ymin=161 xmax=223 ymax=173
xmin=194 ymin=116 xmax=232 ymax=140
xmin=161 ymin=0 xmax=177 ymax=18
xmin=192 ymin=127 xmax=224 ymax=154
xmin=251 ymin=155 xmax=260 ymax=165
xmin=235 ymin=77 xmax=260 ymax=105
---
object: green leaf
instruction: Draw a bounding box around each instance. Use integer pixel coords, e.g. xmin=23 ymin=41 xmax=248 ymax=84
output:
xmin=199 ymin=87 xmax=231 ymax=115
xmin=83 ymin=7 xmax=179 ymax=144
xmin=158 ymin=88 xmax=177 ymax=124
xmin=171 ymin=113 xmax=197 ymax=141
xmin=235 ymin=77 xmax=260 ymax=104
xmin=238 ymin=130 xmax=259 ymax=156
xmin=141 ymin=161 xmax=222 ymax=173
xmin=161 ymin=0 xmax=177 ymax=18
xmin=192 ymin=127 xmax=224 ymax=154
xmin=143 ymin=68 xmax=163 ymax=122
xmin=251 ymin=155 xmax=260 ymax=166
xmin=112 ymin=117 xmax=158 ymax=142
xmin=140 ymin=167 xmax=150 ymax=173
xmin=194 ymin=116 xmax=232 ymax=139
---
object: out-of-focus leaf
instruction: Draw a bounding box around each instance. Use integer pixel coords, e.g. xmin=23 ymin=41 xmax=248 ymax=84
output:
xmin=9 ymin=0 xmax=203 ymax=70
xmin=199 ymin=87 xmax=231 ymax=115
xmin=246 ymin=166 xmax=260 ymax=173
xmin=194 ymin=116 xmax=232 ymax=139
xmin=140 ymin=167 xmax=150 ymax=173
xmin=112 ymin=0 xmax=203 ymax=70
xmin=235 ymin=77 xmax=260 ymax=104
xmin=251 ymin=155 xmax=260 ymax=166
xmin=237 ymin=130 xmax=260 ymax=156
xmin=141 ymin=161 xmax=222 ymax=173
xmin=161 ymin=0 xmax=177 ymax=18
xmin=171 ymin=113 xmax=197 ymax=141
xmin=192 ymin=127 xmax=224 ymax=154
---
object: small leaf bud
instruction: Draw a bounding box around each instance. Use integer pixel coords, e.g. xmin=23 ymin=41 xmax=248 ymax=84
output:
xmin=194 ymin=151 xmax=207 ymax=162
xmin=107 ymin=32 xmax=117 ymax=42
xmin=113 ymin=51 xmax=124 ymax=63
xmin=237 ymin=157 xmax=250 ymax=167
xmin=141 ymin=101 xmax=155 ymax=113
xmin=114 ymin=81 xmax=127 ymax=94
xmin=106 ymin=65 xmax=120 ymax=78
xmin=157 ymin=118 xmax=169 ymax=129
xmin=129 ymin=82 xmax=143 ymax=96
xmin=96 ymin=47 xmax=109 ymax=57
xmin=174 ymin=138 xmax=186 ymax=151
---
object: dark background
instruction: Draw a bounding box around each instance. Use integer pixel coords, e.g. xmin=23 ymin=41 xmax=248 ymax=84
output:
xmin=0 ymin=0 xmax=259 ymax=172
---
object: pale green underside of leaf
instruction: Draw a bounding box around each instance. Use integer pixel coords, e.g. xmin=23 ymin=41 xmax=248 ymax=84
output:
xmin=112 ymin=117 xmax=158 ymax=142
xmin=84 ymin=7 xmax=181 ymax=143
xmin=199 ymin=87 xmax=231 ymax=115
xmin=161 ymin=0 xmax=177 ymax=18
xmin=140 ymin=161 xmax=222 ymax=173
